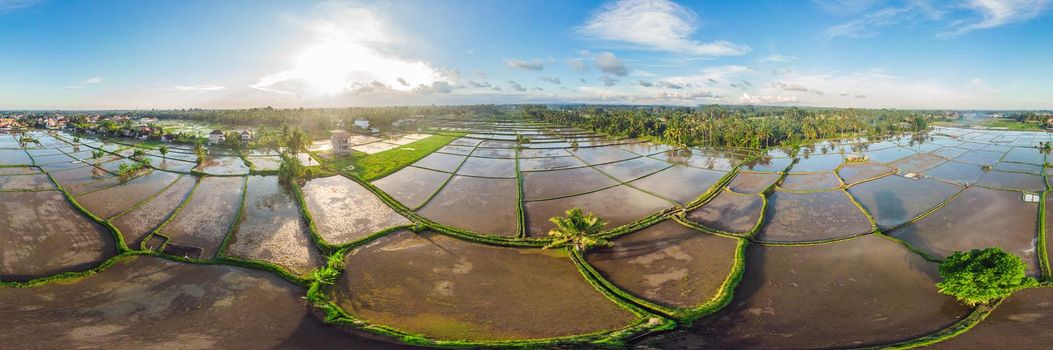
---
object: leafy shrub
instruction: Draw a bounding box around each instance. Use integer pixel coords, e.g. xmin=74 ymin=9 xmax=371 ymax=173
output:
xmin=936 ymin=247 xmax=1037 ymax=306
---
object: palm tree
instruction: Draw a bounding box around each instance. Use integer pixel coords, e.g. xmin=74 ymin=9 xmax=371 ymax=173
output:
xmin=158 ymin=145 xmax=169 ymax=160
xmin=543 ymin=208 xmax=610 ymax=252
xmin=91 ymin=150 xmax=105 ymax=165
xmin=285 ymin=129 xmax=311 ymax=155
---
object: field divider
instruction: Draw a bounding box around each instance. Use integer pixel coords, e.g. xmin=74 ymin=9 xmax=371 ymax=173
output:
xmin=408 ymin=139 xmax=479 ymax=211
xmin=853 ymin=301 xmax=999 ymax=350
xmin=514 ymin=147 xmax=527 ymax=239
xmin=44 ymin=171 xmax=132 ymax=253
xmin=571 ymin=237 xmax=749 ymax=325
xmin=148 ymin=175 xmax=203 ymax=246
xmin=106 ymin=173 xmax=187 ymax=221
xmin=564 ymin=151 xmax=680 ymax=206
xmin=215 ymin=175 xmax=249 ymax=258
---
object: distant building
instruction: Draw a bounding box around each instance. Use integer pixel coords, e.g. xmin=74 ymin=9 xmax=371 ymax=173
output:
xmin=331 ymin=131 xmax=352 ymax=156
xmin=208 ymin=129 xmax=225 ymax=144
xmin=240 ymin=130 xmax=252 ymax=143
xmin=353 ymin=118 xmax=370 ymax=129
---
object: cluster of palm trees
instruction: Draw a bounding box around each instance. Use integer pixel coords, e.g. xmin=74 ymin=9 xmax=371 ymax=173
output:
xmin=524 ymin=105 xmax=932 ymax=149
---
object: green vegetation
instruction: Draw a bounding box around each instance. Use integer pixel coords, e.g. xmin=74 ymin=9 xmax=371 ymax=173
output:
xmin=544 ymin=208 xmax=611 ymax=252
xmin=936 ymin=248 xmax=1037 ymax=306
xmin=117 ymin=158 xmax=151 ymax=177
xmin=278 ymin=152 xmax=304 ymax=185
xmin=90 ymin=150 xmax=105 ymax=164
xmin=193 ymin=139 xmax=206 ymax=164
xmin=343 ymin=133 xmax=463 ymax=181
xmin=18 ymin=135 xmax=40 ymax=147
xmin=980 ymin=119 xmax=1046 ymax=131
xmin=522 ymin=105 xmax=932 ymax=148
xmin=130 ymin=149 xmax=146 ymax=160
xmin=158 ymin=145 xmax=169 ymax=159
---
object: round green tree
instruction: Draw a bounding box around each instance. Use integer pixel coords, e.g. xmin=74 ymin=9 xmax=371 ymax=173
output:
xmin=936 ymin=247 xmax=1036 ymax=306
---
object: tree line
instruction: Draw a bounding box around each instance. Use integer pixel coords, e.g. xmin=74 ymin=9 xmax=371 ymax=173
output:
xmin=519 ymin=105 xmax=933 ymax=149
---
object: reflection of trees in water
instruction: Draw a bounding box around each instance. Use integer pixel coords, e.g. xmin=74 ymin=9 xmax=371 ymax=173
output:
xmin=745 ymin=156 xmax=774 ymax=169
xmin=663 ymin=148 xmax=692 ymax=164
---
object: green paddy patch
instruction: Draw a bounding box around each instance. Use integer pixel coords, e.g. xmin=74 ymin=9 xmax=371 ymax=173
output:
xmin=341 ymin=133 xmax=465 ymax=181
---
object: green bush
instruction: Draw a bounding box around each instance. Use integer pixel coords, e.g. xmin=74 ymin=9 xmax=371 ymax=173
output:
xmin=936 ymin=247 xmax=1037 ymax=306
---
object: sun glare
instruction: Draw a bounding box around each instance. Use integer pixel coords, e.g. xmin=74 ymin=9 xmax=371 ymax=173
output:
xmin=278 ymin=40 xmax=443 ymax=97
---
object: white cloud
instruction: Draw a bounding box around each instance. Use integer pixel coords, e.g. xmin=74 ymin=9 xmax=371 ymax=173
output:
xmin=595 ymin=51 xmax=628 ymax=76
xmin=169 ymin=85 xmax=227 ymax=92
xmin=64 ymin=76 xmax=104 ymax=89
xmin=947 ymin=0 xmax=1050 ymax=35
xmin=601 ymin=76 xmax=619 ymax=86
xmin=0 ymin=0 xmax=42 ymax=11
xmin=738 ymin=93 xmax=800 ymax=104
xmin=662 ymin=65 xmax=751 ymax=87
xmin=504 ymin=58 xmax=544 ymax=71
xmin=772 ymin=81 xmax=823 ymax=94
xmin=754 ymin=69 xmax=986 ymax=108
xmin=539 ymin=76 xmax=562 ymax=84
xmin=250 ymin=3 xmax=446 ymax=96
xmin=826 ymin=6 xmax=912 ymax=39
xmin=759 ymin=54 xmax=797 ymax=63
xmin=825 ymin=0 xmax=1048 ymax=39
xmin=577 ymin=0 xmax=749 ymax=56
xmin=413 ymin=81 xmax=455 ymax=94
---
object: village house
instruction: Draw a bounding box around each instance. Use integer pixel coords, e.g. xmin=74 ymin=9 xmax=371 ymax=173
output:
xmin=331 ymin=130 xmax=352 ymax=156
xmin=240 ymin=130 xmax=252 ymax=143
xmin=0 ymin=118 xmax=16 ymax=130
xmin=208 ymin=129 xmax=225 ymax=144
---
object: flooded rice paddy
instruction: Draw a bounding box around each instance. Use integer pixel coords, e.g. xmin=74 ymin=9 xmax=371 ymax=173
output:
xmin=2 ymin=125 xmax=1052 ymax=348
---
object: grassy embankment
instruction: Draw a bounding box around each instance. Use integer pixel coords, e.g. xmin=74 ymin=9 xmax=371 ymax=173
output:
xmin=980 ymin=119 xmax=1047 ymax=131
xmin=333 ymin=133 xmax=464 ymax=181
xmin=933 ymin=119 xmax=1047 ymax=131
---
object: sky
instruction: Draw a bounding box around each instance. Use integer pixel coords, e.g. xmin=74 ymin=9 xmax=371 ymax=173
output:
xmin=0 ymin=0 xmax=1051 ymax=110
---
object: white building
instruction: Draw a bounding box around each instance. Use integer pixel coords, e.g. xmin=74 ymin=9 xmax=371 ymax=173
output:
xmin=331 ymin=131 xmax=352 ymax=156
xmin=208 ymin=129 xmax=225 ymax=144
xmin=353 ymin=119 xmax=370 ymax=129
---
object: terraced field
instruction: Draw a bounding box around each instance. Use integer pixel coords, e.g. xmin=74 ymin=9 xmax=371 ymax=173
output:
xmin=1 ymin=123 xmax=1051 ymax=349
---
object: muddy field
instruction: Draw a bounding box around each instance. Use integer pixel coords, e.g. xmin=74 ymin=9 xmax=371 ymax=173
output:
xmin=226 ymin=176 xmax=323 ymax=275
xmin=301 ymin=175 xmax=411 ymax=244
xmin=158 ymin=176 xmax=245 ymax=258
xmin=335 ymin=230 xmax=639 ymax=341
xmin=2 ymin=126 xmax=1052 ymax=349
xmin=0 ymin=256 xmax=409 ymax=349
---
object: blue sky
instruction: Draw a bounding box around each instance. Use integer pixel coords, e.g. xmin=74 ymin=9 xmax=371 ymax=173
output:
xmin=0 ymin=0 xmax=1050 ymax=109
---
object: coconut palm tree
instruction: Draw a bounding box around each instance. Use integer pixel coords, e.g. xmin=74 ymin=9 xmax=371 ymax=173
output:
xmin=131 ymin=149 xmax=146 ymax=160
xmin=544 ymin=208 xmax=610 ymax=252
xmin=158 ymin=145 xmax=169 ymax=160
xmin=91 ymin=150 xmax=105 ymax=165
